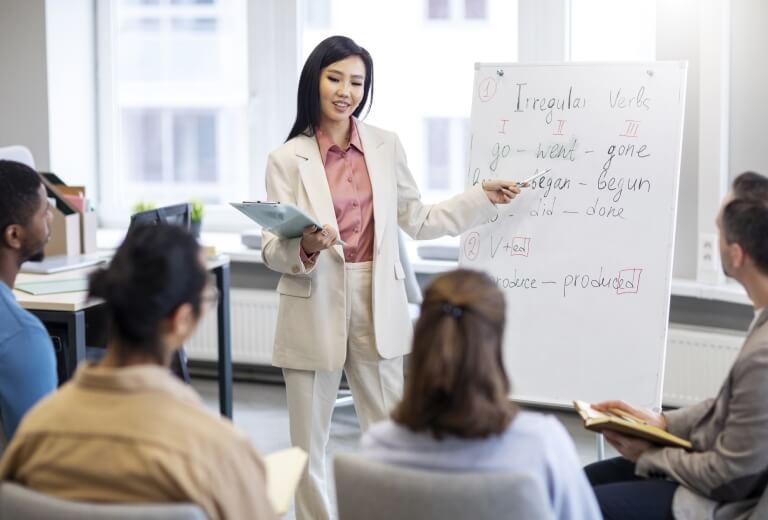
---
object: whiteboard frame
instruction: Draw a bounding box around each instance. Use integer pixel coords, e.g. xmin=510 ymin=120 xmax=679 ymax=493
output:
xmin=463 ymin=61 xmax=688 ymax=411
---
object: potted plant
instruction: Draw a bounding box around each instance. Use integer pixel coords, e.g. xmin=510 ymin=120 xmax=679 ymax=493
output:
xmin=131 ymin=201 xmax=156 ymax=214
xmin=190 ymin=200 xmax=204 ymax=238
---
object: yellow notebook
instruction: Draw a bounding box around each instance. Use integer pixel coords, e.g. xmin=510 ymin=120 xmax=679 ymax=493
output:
xmin=264 ymin=447 xmax=308 ymax=516
xmin=573 ymin=400 xmax=692 ymax=450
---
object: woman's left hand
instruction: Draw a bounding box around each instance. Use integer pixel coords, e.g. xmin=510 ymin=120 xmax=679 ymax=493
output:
xmin=482 ymin=180 xmax=521 ymax=204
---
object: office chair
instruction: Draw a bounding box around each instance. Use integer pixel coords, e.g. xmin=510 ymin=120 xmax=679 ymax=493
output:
xmin=334 ymin=453 xmax=554 ymax=520
xmin=0 ymin=482 xmax=207 ymax=520
xmin=0 ymin=145 xmax=35 ymax=168
xmin=0 ymin=418 xmax=6 ymax=457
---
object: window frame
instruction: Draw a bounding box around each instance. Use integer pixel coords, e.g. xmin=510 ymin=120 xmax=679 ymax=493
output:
xmin=96 ymin=0 xmax=301 ymax=231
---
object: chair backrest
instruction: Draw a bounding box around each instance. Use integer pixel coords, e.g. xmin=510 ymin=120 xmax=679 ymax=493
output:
xmin=0 ymin=483 xmax=208 ymax=520
xmin=0 ymin=418 xmax=6 ymax=457
xmin=0 ymin=145 xmax=35 ymax=168
xmin=333 ymin=453 xmax=555 ymax=520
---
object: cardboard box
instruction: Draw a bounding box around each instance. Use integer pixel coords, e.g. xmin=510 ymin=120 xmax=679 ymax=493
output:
xmin=44 ymin=206 xmax=81 ymax=257
xmin=39 ymin=176 xmax=97 ymax=256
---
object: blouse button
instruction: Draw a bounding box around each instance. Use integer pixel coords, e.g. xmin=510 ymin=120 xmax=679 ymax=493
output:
xmin=352 ymin=201 xmax=359 ymax=208
xmin=347 ymin=177 xmax=353 ymax=183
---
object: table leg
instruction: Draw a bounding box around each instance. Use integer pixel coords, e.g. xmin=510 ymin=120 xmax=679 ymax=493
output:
xmin=214 ymin=263 xmax=233 ymax=418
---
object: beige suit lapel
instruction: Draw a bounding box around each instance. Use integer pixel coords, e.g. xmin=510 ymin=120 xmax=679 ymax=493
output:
xmin=295 ymin=135 xmax=344 ymax=261
xmin=356 ymin=120 xmax=389 ymax=251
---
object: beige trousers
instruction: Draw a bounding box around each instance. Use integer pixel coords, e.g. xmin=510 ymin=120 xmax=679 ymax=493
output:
xmin=283 ymin=262 xmax=404 ymax=520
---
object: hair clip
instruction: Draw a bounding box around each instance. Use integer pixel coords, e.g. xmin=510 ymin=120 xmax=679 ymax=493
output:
xmin=442 ymin=303 xmax=463 ymax=319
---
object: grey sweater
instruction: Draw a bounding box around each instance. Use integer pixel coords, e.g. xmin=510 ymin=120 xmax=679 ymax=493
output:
xmin=636 ymin=308 xmax=768 ymax=520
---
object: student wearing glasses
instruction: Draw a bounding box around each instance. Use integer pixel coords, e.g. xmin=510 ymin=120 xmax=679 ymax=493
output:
xmin=0 ymin=225 xmax=276 ymax=520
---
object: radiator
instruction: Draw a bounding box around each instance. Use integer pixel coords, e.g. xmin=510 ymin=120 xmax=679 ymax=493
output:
xmin=187 ymin=290 xmax=745 ymax=406
xmin=663 ymin=325 xmax=745 ymax=407
xmin=186 ymin=288 xmax=278 ymax=365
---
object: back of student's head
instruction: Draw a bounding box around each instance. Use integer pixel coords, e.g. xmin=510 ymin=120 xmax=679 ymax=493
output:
xmin=723 ymin=171 xmax=768 ymax=274
xmin=0 ymin=160 xmax=43 ymax=240
xmin=88 ymin=224 xmax=206 ymax=361
xmin=392 ymin=269 xmax=516 ymax=439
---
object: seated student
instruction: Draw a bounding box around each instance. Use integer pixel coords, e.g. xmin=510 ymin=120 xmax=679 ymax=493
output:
xmin=585 ymin=171 xmax=768 ymax=520
xmin=0 ymin=224 xmax=276 ymax=520
xmin=0 ymin=160 xmax=57 ymax=441
xmin=361 ymin=269 xmax=601 ymax=519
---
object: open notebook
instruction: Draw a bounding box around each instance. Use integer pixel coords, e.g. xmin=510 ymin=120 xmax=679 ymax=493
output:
xmin=573 ymin=400 xmax=692 ymax=450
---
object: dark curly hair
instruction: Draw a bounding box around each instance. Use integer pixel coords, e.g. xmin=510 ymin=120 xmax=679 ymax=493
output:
xmin=88 ymin=224 xmax=207 ymax=361
xmin=0 ymin=160 xmax=43 ymax=244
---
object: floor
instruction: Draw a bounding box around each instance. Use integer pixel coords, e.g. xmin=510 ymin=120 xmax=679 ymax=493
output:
xmin=193 ymin=378 xmax=618 ymax=520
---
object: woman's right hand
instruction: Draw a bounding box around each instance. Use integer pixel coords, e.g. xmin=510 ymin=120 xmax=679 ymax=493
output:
xmin=300 ymin=224 xmax=338 ymax=253
xmin=592 ymin=400 xmax=667 ymax=430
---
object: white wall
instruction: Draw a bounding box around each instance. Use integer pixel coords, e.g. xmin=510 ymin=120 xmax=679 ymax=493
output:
xmin=0 ymin=0 xmax=51 ymax=169
xmin=45 ymin=0 xmax=97 ymax=191
xmin=0 ymin=0 xmax=97 ymax=192
xmin=729 ymin=0 xmax=768 ymax=178
xmin=656 ymin=0 xmax=700 ymax=280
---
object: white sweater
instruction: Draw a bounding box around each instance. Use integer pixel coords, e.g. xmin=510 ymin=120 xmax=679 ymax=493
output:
xmin=361 ymin=411 xmax=602 ymax=520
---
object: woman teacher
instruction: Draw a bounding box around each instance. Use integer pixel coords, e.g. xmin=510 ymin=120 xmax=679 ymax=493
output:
xmin=261 ymin=35 xmax=521 ymax=520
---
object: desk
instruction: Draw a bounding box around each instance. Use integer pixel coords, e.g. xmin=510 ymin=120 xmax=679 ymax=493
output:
xmin=14 ymin=256 xmax=233 ymax=419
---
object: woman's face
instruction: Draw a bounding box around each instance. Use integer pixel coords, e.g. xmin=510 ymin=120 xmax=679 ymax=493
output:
xmin=318 ymin=55 xmax=366 ymax=127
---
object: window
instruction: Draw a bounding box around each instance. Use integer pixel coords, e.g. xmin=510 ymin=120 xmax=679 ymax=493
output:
xmin=425 ymin=117 xmax=470 ymax=192
xmin=427 ymin=0 xmax=487 ymax=20
xmin=122 ymin=109 xmax=218 ymax=183
xmin=305 ymin=0 xmax=331 ymax=29
xmin=569 ymin=0 xmax=656 ymax=61
xmin=426 ymin=118 xmax=452 ymax=190
xmin=465 ymin=0 xmax=487 ymax=20
xmin=98 ymin=0 xmax=248 ymax=227
xmin=428 ymin=0 xmax=451 ymax=20
xmin=303 ymin=0 xmax=515 ymax=202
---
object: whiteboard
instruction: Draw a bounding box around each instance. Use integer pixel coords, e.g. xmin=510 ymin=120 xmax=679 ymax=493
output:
xmin=460 ymin=63 xmax=687 ymax=410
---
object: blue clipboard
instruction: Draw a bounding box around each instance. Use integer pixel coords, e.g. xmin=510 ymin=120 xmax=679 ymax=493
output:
xmin=230 ymin=202 xmax=345 ymax=245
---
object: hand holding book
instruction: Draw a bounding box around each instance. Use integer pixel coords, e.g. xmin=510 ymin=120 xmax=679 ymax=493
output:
xmin=593 ymin=400 xmax=667 ymax=430
xmin=573 ymin=400 xmax=692 ymax=451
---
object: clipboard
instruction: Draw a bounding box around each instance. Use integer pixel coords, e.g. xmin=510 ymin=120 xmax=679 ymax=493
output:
xmin=230 ymin=201 xmax=345 ymax=245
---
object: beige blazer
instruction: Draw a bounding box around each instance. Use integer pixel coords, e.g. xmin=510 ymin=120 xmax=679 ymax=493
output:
xmin=261 ymin=120 xmax=497 ymax=371
xmin=636 ymin=308 xmax=768 ymax=520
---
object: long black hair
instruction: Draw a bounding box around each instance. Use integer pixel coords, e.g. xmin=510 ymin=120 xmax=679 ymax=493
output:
xmin=88 ymin=224 xmax=207 ymax=362
xmin=286 ymin=35 xmax=374 ymax=142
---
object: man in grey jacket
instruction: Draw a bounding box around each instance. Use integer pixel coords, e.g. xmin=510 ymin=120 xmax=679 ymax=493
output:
xmin=585 ymin=171 xmax=768 ymax=520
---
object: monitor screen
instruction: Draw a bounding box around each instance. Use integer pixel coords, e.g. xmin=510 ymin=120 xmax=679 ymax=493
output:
xmin=129 ymin=203 xmax=191 ymax=231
